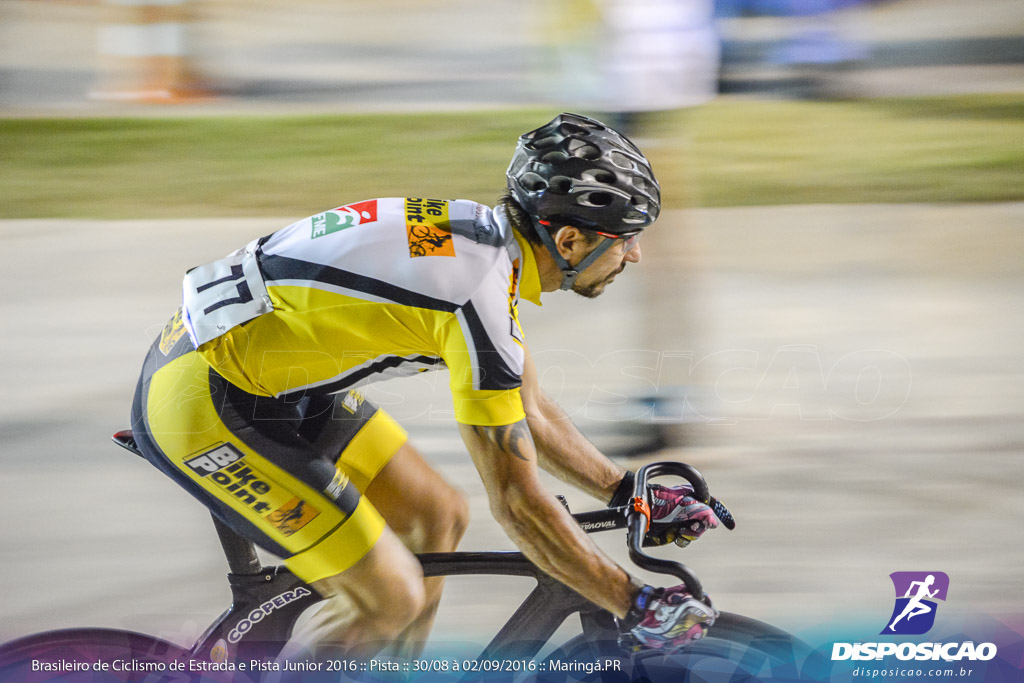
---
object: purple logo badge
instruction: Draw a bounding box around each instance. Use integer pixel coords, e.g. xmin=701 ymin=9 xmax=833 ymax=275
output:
xmin=881 ymin=572 xmax=949 ymax=635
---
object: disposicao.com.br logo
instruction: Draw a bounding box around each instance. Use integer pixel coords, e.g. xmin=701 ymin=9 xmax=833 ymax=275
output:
xmin=831 ymin=572 xmax=998 ymax=663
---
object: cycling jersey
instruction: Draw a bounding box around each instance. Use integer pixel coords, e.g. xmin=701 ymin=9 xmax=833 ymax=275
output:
xmin=182 ymin=197 xmax=541 ymax=426
xmin=130 ymin=198 xmax=543 ymax=583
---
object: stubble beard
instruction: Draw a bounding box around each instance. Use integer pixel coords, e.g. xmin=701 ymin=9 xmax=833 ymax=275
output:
xmin=571 ymin=265 xmax=626 ymax=299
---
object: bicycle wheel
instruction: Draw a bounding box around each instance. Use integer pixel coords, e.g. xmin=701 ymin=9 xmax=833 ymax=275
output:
xmin=539 ymin=612 xmax=826 ymax=683
xmin=0 ymin=628 xmax=215 ymax=683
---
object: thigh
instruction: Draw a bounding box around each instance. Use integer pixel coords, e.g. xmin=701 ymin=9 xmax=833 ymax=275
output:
xmin=302 ymin=391 xmax=410 ymax=493
xmin=302 ymin=393 xmax=462 ymax=551
xmin=361 ymin=442 xmax=465 ymax=542
xmin=310 ymin=527 xmax=422 ymax=611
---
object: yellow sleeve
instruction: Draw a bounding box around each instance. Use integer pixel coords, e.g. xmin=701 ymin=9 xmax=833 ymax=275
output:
xmin=450 ymin=387 xmax=526 ymax=426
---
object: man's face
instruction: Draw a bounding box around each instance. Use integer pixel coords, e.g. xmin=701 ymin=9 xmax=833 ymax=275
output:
xmin=571 ymin=235 xmax=642 ymax=299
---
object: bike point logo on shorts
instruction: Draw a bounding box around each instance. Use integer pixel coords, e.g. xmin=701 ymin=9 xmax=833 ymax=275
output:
xmin=184 ymin=443 xmax=319 ymax=534
xmin=882 ymin=571 xmax=950 ymax=635
xmin=311 ymin=199 xmax=378 ymax=239
xmin=405 ymin=197 xmax=455 ymax=257
xmin=264 ymin=497 xmax=320 ymax=536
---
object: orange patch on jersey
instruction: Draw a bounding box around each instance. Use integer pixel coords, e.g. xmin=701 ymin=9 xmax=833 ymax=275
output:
xmin=265 ymin=497 xmax=320 ymax=536
xmin=407 ymin=223 xmax=455 ymax=257
xmin=405 ymin=197 xmax=455 ymax=257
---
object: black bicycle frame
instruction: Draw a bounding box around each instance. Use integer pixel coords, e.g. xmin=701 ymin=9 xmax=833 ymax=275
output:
xmin=188 ymin=514 xmax=631 ymax=663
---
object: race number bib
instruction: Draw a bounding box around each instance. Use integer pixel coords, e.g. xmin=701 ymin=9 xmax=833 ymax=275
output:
xmin=181 ymin=238 xmax=273 ymax=347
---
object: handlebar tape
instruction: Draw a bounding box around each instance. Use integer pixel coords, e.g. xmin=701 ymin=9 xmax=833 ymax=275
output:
xmin=709 ymin=497 xmax=737 ymax=530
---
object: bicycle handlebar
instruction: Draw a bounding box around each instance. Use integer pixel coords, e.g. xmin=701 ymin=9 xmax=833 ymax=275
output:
xmin=624 ymin=461 xmax=736 ymax=602
xmin=633 ymin=462 xmax=736 ymax=531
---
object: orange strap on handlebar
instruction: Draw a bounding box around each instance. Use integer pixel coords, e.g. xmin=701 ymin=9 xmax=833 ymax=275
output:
xmin=632 ymin=496 xmax=651 ymax=533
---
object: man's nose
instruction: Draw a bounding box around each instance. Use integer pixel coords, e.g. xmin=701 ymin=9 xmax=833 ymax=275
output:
xmin=624 ymin=243 xmax=642 ymax=264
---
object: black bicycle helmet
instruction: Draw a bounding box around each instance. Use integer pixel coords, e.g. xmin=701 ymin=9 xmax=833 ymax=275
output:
xmin=506 ymin=113 xmax=661 ymax=234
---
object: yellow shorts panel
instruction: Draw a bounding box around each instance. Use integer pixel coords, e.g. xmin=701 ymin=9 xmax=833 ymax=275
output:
xmin=335 ymin=409 xmax=408 ymax=491
xmin=284 ymin=498 xmax=386 ymax=582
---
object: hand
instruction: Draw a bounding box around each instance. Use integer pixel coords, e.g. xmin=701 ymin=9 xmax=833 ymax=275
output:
xmin=646 ymin=484 xmax=720 ymax=547
xmin=624 ymin=585 xmax=718 ymax=652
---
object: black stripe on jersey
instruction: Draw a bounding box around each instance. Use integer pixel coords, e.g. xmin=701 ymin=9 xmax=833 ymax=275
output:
xmin=259 ymin=254 xmax=459 ymax=312
xmin=460 ymin=301 xmax=522 ymax=391
xmin=276 ymin=354 xmax=443 ymax=402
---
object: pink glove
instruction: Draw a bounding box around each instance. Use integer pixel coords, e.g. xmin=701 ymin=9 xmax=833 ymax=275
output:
xmin=625 ymin=585 xmax=718 ymax=652
xmin=646 ymin=484 xmax=720 ymax=547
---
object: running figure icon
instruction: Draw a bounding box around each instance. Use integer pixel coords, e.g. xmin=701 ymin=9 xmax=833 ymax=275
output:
xmin=882 ymin=571 xmax=949 ymax=635
xmin=889 ymin=575 xmax=938 ymax=631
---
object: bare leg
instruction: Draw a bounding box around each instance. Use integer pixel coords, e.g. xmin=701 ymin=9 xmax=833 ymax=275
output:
xmin=363 ymin=442 xmax=470 ymax=656
xmin=905 ymin=604 xmax=931 ymax=622
xmin=284 ymin=528 xmax=426 ymax=660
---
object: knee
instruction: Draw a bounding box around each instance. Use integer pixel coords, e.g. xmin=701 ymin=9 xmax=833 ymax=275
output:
xmin=417 ymin=486 xmax=470 ymax=553
xmin=342 ymin=557 xmax=425 ymax=643
xmin=364 ymin=558 xmax=427 ymax=637
xmin=311 ymin=538 xmax=428 ymax=643
xmin=442 ymin=488 xmax=471 ymax=546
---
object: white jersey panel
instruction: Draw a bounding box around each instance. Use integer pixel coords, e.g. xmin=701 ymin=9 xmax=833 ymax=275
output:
xmin=259 ymin=198 xmax=510 ymax=309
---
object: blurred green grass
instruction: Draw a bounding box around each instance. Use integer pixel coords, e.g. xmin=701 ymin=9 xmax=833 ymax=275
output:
xmin=1 ymin=95 xmax=1021 ymax=219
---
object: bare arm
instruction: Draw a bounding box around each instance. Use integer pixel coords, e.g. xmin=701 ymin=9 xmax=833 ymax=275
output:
xmin=519 ymin=347 xmax=628 ymax=503
xmin=458 ymin=420 xmax=638 ymax=618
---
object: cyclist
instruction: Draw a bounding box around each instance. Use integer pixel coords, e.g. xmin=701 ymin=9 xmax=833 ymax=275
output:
xmin=130 ymin=113 xmax=721 ymax=658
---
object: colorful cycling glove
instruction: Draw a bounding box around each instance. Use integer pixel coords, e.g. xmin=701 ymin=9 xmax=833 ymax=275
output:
xmin=646 ymin=484 xmax=721 ymax=547
xmin=624 ymin=585 xmax=718 ymax=652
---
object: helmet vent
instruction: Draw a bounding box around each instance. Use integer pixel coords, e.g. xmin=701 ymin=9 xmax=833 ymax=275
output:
xmin=582 ymin=169 xmax=616 ymax=185
xmin=608 ymin=151 xmax=635 ymax=170
xmin=521 ymin=172 xmax=548 ymax=191
xmin=549 ymin=176 xmax=573 ymax=193
xmin=632 ymin=178 xmax=654 ymax=195
xmin=579 ymin=191 xmax=614 ymax=207
xmin=541 ymin=150 xmax=570 ymax=163
xmin=531 ymin=135 xmax=561 ymax=149
xmin=568 ymin=140 xmax=600 ymax=160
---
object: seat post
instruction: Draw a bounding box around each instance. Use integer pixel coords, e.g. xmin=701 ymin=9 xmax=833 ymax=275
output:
xmin=211 ymin=514 xmax=263 ymax=575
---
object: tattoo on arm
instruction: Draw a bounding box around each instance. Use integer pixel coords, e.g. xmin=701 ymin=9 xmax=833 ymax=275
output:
xmin=472 ymin=420 xmax=532 ymax=462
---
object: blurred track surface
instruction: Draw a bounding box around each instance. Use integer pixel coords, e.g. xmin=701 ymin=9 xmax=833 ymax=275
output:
xmin=2 ymin=204 xmax=1022 ymax=646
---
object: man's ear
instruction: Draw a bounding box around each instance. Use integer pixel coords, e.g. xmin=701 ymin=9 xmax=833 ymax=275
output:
xmin=552 ymin=225 xmax=586 ymax=260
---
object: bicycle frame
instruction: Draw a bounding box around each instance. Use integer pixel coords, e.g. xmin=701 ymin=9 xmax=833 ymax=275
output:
xmin=187 ymin=519 xmax=628 ymax=665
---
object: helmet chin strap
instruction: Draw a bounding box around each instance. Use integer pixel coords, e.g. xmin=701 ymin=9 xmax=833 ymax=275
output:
xmin=533 ymin=219 xmax=616 ymax=291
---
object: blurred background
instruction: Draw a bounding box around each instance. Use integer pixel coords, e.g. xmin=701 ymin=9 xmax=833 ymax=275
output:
xmin=2 ymin=0 xmax=1023 ymax=656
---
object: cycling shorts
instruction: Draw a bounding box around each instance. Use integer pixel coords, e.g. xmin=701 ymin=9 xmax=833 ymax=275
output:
xmin=130 ymin=310 xmax=408 ymax=583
